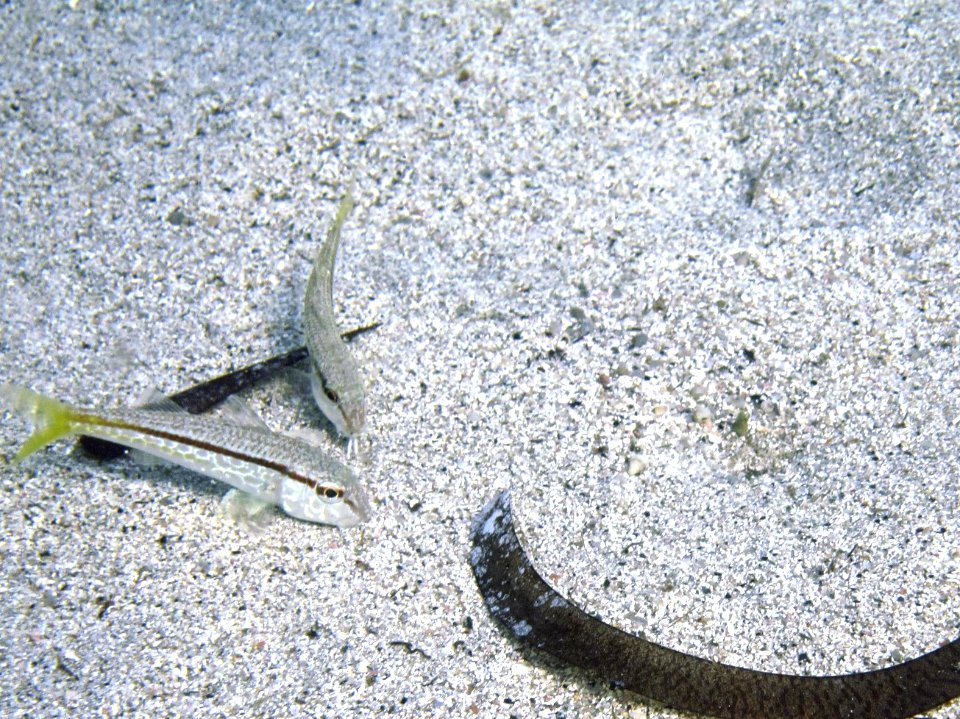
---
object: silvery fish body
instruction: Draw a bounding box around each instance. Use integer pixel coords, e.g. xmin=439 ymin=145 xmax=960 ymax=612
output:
xmin=0 ymin=384 xmax=370 ymax=527
xmin=303 ymin=190 xmax=366 ymax=445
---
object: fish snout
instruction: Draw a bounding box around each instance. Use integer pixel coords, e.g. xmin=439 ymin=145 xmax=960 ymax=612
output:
xmin=344 ymin=403 xmax=366 ymax=437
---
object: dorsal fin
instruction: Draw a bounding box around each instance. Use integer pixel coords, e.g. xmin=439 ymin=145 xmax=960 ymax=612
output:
xmin=136 ymin=388 xmax=189 ymax=413
xmin=217 ymin=395 xmax=271 ymax=430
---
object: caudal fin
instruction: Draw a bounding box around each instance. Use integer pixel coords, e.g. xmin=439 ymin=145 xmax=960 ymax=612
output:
xmin=0 ymin=384 xmax=78 ymax=461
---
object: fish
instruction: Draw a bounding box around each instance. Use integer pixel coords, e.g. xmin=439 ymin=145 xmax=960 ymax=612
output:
xmin=79 ymin=319 xmax=382 ymax=462
xmin=303 ymin=189 xmax=366 ymax=454
xmin=469 ymin=490 xmax=960 ymax=719
xmin=0 ymin=383 xmax=371 ymax=527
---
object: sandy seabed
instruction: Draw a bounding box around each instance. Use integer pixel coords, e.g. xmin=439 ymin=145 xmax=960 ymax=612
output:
xmin=1 ymin=2 xmax=959 ymax=718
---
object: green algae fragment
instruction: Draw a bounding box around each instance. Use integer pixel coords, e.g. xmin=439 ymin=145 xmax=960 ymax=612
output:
xmin=732 ymin=410 xmax=749 ymax=437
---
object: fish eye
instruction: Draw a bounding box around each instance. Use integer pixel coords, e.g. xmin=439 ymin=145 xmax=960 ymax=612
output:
xmin=317 ymin=485 xmax=344 ymax=501
xmin=318 ymin=377 xmax=340 ymax=404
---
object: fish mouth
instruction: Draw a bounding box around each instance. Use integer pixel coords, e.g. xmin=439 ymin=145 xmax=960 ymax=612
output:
xmin=344 ymin=406 xmax=366 ymax=437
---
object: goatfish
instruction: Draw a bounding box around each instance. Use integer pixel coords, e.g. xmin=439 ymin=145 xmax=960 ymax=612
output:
xmin=79 ymin=322 xmax=381 ymax=462
xmin=303 ymin=189 xmax=366 ymax=455
xmin=0 ymin=383 xmax=371 ymax=527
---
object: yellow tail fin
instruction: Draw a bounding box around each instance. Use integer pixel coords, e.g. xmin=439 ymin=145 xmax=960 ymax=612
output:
xmin=0 ymin=384 xmax=79 ymax=461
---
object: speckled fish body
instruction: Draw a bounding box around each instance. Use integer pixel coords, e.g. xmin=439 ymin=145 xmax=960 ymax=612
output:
xmin=0 ymin=384 xmax=370 ymax=527
xmin=303 ymin=190 xmax=366 ymax=442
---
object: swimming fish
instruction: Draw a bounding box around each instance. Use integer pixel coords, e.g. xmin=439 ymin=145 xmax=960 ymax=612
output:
xmin=79 ymin=322 xmax=382 ymax=462
xmin=303 ymin=189 xmax=366 ymax=453
xmin=0 ymin=383 xmax=370 ymax=527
